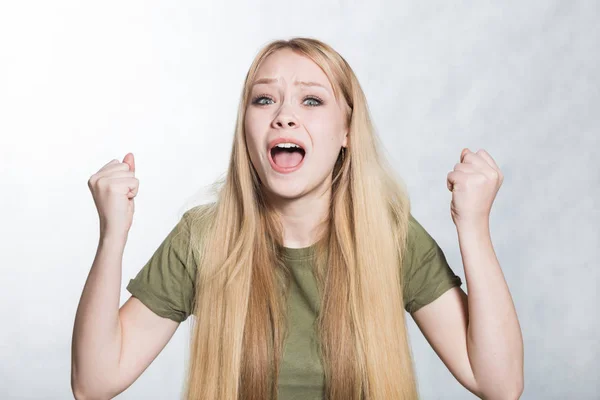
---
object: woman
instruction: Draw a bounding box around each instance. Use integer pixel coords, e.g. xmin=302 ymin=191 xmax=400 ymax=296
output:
xmin=73 ymin=37 xmax=524 ymax=400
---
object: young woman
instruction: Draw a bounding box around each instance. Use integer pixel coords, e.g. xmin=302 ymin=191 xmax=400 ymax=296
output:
xmin=73 ymin=37 xmax=523 ymax=400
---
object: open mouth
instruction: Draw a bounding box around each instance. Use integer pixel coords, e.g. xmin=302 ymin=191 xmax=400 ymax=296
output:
xmin=270 ymin=144 xmax=306 ymax=170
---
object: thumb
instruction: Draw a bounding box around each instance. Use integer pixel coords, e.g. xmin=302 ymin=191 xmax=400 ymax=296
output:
xmin=123 ymin=152 xmax=135 ymax=173
xmin=460 ymin=148 xmax=471 ymax=163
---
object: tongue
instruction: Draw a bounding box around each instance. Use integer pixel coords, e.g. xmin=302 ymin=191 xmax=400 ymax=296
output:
xmin=273 ymin=151 xmax=303 ymax=168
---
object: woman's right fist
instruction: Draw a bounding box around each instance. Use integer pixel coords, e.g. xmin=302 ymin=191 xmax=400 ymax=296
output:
xmin=88 ymin=153 xmax=139 ymax=237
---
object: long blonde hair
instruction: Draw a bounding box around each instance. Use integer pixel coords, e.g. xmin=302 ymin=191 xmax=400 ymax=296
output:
xmin=182 ymin=37 xmax=418 ymax=400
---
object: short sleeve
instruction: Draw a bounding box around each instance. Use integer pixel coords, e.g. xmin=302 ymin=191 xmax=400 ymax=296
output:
xmin=126 ymin=210 xmax=197 ymax=323
xmin=402 ymin=214 xmax=463 ymax=314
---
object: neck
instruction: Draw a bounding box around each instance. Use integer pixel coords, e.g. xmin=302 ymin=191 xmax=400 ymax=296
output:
xmin=265 ymin=181 xmax=331 ymax=249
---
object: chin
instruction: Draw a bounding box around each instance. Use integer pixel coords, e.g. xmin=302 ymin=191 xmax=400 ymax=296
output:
xmin=263 ymin=180 xmax=308 ymax=201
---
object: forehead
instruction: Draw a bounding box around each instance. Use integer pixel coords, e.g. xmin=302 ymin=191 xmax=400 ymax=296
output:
xmin=252 ymin=48 xmax=333 ymax=92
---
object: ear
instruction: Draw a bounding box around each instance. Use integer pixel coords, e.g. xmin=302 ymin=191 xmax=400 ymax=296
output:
xmin=342 ymin=129 xmax=348 ymax=147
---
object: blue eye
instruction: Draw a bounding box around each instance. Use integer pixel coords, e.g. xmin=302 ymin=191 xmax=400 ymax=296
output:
xmin=253 ymin=96 xmax=274 ymax=105
xmin=304 ymin=97 xmax=322 ymax=107
xmin=251 ymin=95 xmax=324 ymax=107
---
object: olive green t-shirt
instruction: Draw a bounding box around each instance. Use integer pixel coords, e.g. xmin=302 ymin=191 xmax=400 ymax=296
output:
xmin=126 ymin=205 xmax=462 ymax=399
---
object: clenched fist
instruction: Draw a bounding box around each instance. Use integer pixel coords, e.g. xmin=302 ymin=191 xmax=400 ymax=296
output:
xmin=88 ymin=153 xmax=139 ymax=238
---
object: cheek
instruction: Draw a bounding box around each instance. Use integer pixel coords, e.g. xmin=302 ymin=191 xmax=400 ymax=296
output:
xmin=244 ymin=130 xmax=265 ymax=170
xmin=306 ymin=108 xmax=344 ymax=133
xmin=244 ymin=110 xmax=269 ymax=136
xmin=305 ymin=116 xmax=344 ymax=151
xmin=243 ymin=112 xmax=255 ymax=138
xmin=245 ymin=134 xmax=261 ymax=164
xmin=244 ymin=115 xmax=260 ymax=147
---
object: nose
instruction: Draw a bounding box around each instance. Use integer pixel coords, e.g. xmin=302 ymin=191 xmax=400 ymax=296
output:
xmin=275 ymin=119 xmax=296 ymax=128
xmin=272 ymin=106 xmax=298 ymax=129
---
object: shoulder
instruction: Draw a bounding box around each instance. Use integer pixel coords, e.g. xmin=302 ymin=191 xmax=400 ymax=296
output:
xmin=401 ymin=213 xmax=463 ymax=313
xmin=157 ymin=202 xmax=217 ymax=266
xmin=175 ymin=202 xmax=218 ymax=258
xmin=182 ymin=201 xmax=216 ymax=222
xmin=403 ymin=212 xmax=451 ymax=277
xmin=178 ymin=202 xmax=217 ymax=239
xmin=406 ymin=213 xmax=438 ymax=257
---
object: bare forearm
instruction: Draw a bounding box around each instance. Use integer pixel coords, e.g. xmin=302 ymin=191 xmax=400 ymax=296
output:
xmin=457 ymin=221 xmax=524 ymax=399
xmin=71 ymin=233 xmax=127 ymax=398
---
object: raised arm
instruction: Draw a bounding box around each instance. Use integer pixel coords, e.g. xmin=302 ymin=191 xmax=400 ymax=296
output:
xmin=71 ymin=232 xmax=180 ymax=399
xmin=72 ymin=154 xmax=182 ymax=398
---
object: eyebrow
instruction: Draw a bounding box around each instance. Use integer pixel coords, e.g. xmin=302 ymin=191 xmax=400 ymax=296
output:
xmin=251 ymin=77 xmax=329 ymax=92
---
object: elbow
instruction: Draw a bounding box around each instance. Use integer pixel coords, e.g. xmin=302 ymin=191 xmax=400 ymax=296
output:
xmin=71 ymin=372 xmax=118 ymax=400
xmin=71 ymin=383 xmax=115 ymax=400
xmin=71 ymin=365 xmax=85 ymax=399
xmin=511 ymin=377 xmax=524 ymax=400
xmin=71 ymin=374 xmax=93 ymax=400
xmin=71 ymin=385 xmax=88 ymax=400
xmin=478 ymin=379 xmax=524 ymax=400
xmin=499 ymin=384 xmax=524 ymax=400
xmin=71 ymin=377 xmax=88 ymax=400
xmin=505 ymin=369 xmax=524 ymax=399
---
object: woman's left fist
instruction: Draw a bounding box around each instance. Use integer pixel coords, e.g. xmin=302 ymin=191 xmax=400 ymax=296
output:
xmin=446 ymin=148 xmax=504 ymax=226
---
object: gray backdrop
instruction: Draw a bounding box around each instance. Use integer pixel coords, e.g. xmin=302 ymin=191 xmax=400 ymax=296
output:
xmin=0 ymin=1 xmax=597 ymax=399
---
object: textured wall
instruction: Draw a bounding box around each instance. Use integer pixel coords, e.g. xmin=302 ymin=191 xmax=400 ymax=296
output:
xmin=1 ymin=1 xmax=597 ymax=399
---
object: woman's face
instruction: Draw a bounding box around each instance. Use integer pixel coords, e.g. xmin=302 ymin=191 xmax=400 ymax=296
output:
xmin=244 ymin=48 xmax=348 ymax=201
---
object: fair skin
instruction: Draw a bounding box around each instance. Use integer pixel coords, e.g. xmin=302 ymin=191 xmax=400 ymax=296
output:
xmin=72 ymin=49 xmax=349 ymax=398
xmin=244 ymin=48 xmax=348 ymax=248
xmin=412 ymin=222 xmax=524 ymax=399
xmin=245 ymin=49 xmax=523 ymax=398
xmin=414 ymin=149 xmax=523 ymax=399
xmin=72 ymin=49 xmax=522 ymax=399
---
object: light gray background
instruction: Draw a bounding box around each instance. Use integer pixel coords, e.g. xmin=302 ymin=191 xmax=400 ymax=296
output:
xmin=1 ymin=1 xmax=598 ymax=399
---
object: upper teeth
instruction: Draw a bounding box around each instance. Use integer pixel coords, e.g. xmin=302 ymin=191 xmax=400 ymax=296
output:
xmin=275 ymin=143 xmax=301 ymax=149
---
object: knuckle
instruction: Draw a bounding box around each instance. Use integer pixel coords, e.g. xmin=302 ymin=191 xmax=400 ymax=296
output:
xmin=96 ymin=176 xmax=108 ymax=187
xmin=106 ymin=183 xmax=119 ymax=193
